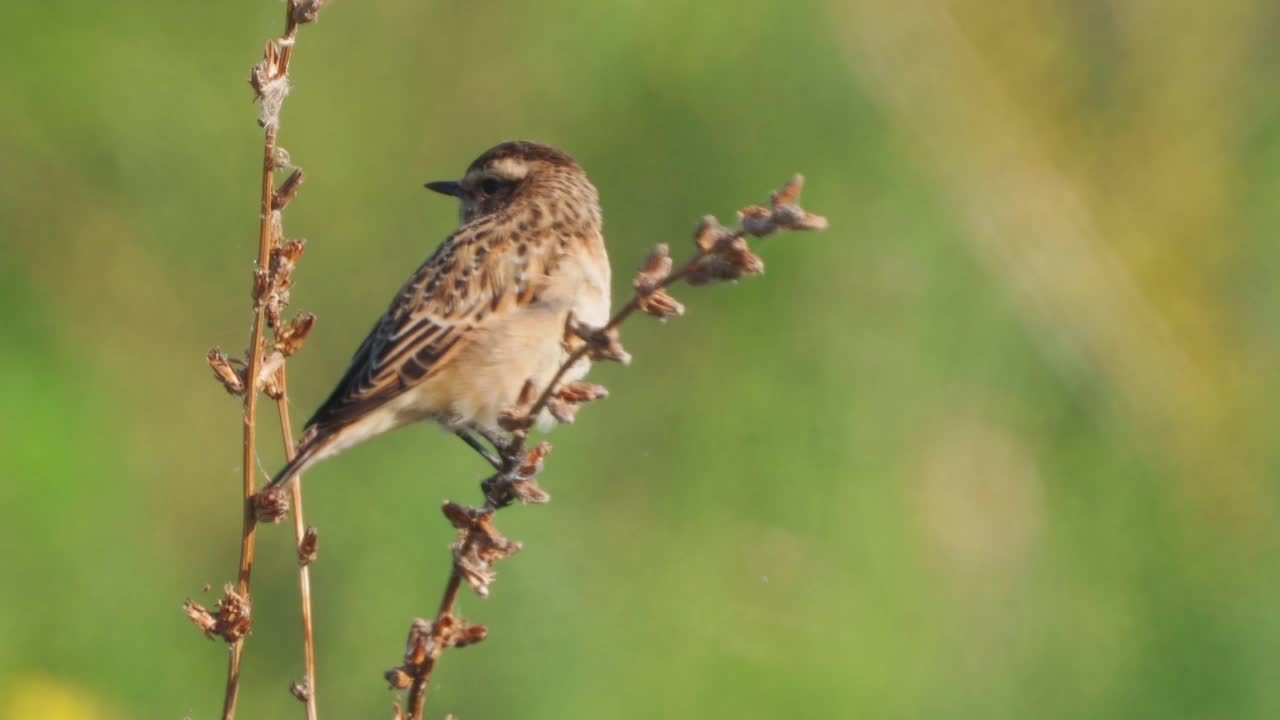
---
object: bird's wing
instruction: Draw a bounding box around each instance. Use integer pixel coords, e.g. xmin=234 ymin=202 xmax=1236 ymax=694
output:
xmin=304 ymin=214 xmax=567 ymax=433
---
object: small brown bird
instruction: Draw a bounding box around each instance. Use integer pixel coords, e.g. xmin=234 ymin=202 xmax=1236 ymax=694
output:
xmin=266 ymin=141 xmax=611 ymax=490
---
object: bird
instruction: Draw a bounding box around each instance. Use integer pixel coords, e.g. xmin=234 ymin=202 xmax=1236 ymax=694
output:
xmin=264 ymin=140 xmax=611 ymax=491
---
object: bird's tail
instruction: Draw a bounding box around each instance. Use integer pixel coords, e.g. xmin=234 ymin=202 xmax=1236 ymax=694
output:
xmin=264 ymin=428 xmax=328 ymax=492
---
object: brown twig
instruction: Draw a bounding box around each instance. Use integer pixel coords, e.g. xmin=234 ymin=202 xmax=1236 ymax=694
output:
xmin=186 ymin=2 xmax=329 ymax=719
xmin=403 ymin=558 xmax=465 ymax=719
xmin=221 ymin=74 xmax=280 ymax=720
xmin=387 ymin=175 xmax=827 ymax=718
xmin=387 ymin=504 xmax=513 ymax=720
xmin=276 ymin=374 xmax=319 ymax=720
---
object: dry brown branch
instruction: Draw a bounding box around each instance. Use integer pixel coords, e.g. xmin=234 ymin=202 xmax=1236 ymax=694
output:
xmin=387 ymin=175 xmax=827 ymax=718
xmin=276 ymin=373 xmax=319 ymax=720
xmin=184 ymin=2 xmax=329 ymax=719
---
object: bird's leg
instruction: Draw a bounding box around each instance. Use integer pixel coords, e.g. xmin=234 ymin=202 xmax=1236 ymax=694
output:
xmin=455 ymin=429 xmax=503 ymax=471
xmin=471 ymin=425 xmax=514 ymax=461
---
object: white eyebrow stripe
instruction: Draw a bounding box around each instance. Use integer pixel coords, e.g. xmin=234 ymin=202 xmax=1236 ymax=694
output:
xmin=486 ymin=157 xmax=529 ymax=180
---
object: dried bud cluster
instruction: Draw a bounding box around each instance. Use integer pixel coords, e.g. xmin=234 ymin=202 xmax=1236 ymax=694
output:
xmin=568 ymin=317 xmax=632 ymax=365
xmin=273 ymin=146 xmax=294 ymax=170
xmin=290 ymin=679 xmax=312 ymax=703
xmin=686 ymin=215 xmax=761 ymax=285
xmin=442 ymin=503 xmax=523 ymax=596
xmin=272 ymin=169 xmax=305 ymax=211
xmin=298 ymin=526 xmax=319 ymax=566
xmin=686 ymin=231 xmax=763 ymax=286
xmin=291 ymin=0 xmax=332 ymax=24
xmin=693 ymin=215 xmax=734 ymax=253
xmin=249 ymin=41 xmax=290 ymax=128
xmin=385 ymin=614 xmax=487 ymax=693
xmin=683 ymin=175 xmax=827 ymax=286
xmin=207 ymin=349 xmax=246 ymax=396
xmin=209 ymin=214 xmax=313 ymax=396
xmin=254 ymin=486 xmax=291 ymax=523
xmin=275 ymin=312 xmax=316 ymax=357
xmin=744 ymin=174 xmax=829 ymax=235
xmin=184 ymin=585 xmax=251 ymax=642
xmin=633 ymin=244 xmax=685 ymax=320
xmin=266 ymin=237 xmax=306 ymax=329
xmin=547 ymin=381 xmax=609 ymax=425
xmin=256 ymin=351 xmax=287 ymax=399
xmin=634 ymin=243 xmax=673 ymax=292
xmin=497 ymin=380 xmax=538 ymax=432
xmin=482 ymin=442 xmax=553 ymax=507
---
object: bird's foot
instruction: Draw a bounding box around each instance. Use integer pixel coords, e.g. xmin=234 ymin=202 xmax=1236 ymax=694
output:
xmin=481 ymin=442 xmax=552 ymax=508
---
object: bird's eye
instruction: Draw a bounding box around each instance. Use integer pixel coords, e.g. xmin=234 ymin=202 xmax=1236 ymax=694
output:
xmin=480 ymin=178 xmax=502 ymax=195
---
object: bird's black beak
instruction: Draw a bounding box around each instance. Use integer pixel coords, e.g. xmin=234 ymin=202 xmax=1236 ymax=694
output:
xmin=424 ymin=180 xmax=464 ymax=198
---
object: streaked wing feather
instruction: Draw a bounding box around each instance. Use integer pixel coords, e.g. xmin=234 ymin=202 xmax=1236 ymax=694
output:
xmin=305 ymin=215 xmax=561 ymax=433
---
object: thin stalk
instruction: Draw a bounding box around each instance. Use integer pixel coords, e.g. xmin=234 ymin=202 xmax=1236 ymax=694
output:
xmin=224 ymin=2 xmax=308 ymax=714
xmin=276 ymin=374 xmax=318 ymax=720
xmin=404 ymin=564 xmax=468 ymax=720
xmin=223 ymin=121 xmax=280 ymax=720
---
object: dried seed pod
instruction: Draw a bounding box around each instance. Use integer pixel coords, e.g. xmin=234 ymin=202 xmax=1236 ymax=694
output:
xmin=183 ymin=599 xmax=219 ymax=636
xmin=557 ymin=382 xmax=608 ymax=404
xmin=770 ymin=174 xmax=804 ymax=207
xmin=545 ymin=381 xmax=609 ymax=424
xmin=254 ymin=487 xmax=290 ymax=523
xmin=633 ymin=243 xmax=673 ymax=294
xmin=771 ymin=204 xmax=829 ymax=231
xmin=404 ymin=617 xmax=435 ymax=665
xmin=207 ymin=348 xmax=246 ymax=396
xmin=694 ymin=215 xmax=734 ymax=253
xmin=183 ymin=585 xmax=252 ymax=642
xmin=637 ymin=288 xmax=685 ymax=319
xmin=739 ymin=204 xmax=776 ymax=237
xmin=272 ymin=168 xmax=305 ymax=210
xmin=275 ymin=237 xmax=307 ymax=266
xmin=519 ymin=442 xmax=552 ymax=478
xmin=546 ymin=396 xmax=578 ymax=424
xmin=298 ymin=526 xmax=319 ymax=566
xmin=503 ymin=477 xmax=551 ymax=505
xmin=762 ymin=174 xmax=828 ymax=231
xmin=442 ymin=504 xmax=522 ymax=596
xmin=252 ymin=268 xmax=272 ymax=303
xmin=292 ymin=0 xmax=332 ymax=24
xmin=256 ymin=351 xmax=288 ymax=396
xmin=270 ymin=239 xmax=306 ymax=295
xmin=290 ymin=679 xmax=311 ymax=702
xmin=453 ymin=622 xmax=489 ymax=648
xmin=384 ymin=667 xmax=413 ymax=690
xmin=275 ymin=312 xmax=316 ymax=356
xmin=497 ymin=379 xmax=538 ymax=431
xmin=568 ymin=320 xmax=631 ymax=365
xmin=249 ymin=41 xmax=290 ymax=127
xmin=455 ymin=552 xmax=498 ymax=596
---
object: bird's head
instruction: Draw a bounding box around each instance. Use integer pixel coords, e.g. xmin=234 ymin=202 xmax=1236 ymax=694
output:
xmin=425 ymin=140 xmax=595 ymax=225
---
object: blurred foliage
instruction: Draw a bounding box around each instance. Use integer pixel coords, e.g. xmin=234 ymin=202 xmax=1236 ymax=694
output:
xmin=2 ymin=1 xmax=1279 ymax=718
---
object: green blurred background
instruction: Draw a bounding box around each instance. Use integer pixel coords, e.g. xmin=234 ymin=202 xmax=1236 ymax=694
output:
xmin=3 ymin=1 xmax=1279 ymax=718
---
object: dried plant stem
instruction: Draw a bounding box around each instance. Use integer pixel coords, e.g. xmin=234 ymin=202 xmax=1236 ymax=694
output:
xmin=186 ymin=1 xmax=328 ymax=717
xmin=220 ymin=3 xmax=322 ymax=717
xmin=404 ymin=559 xmax=468 ymax=719
xmin=276 ymin=375 xmax=318 ymax=720
xmin=393 ymin=177 xmax=827 ymax=719
xmin=222 ymin=116 xmax=280 ymax=720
